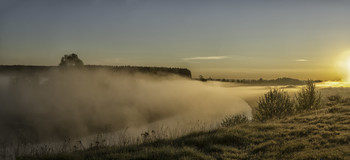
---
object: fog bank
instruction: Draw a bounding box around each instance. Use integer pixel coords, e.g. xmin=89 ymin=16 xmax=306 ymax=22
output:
xmin=0 ymin=70 xmax=251 ymax=143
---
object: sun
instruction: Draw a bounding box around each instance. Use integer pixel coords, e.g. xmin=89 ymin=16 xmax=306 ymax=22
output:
xmin=335 ymin=50 xmax=350 ymax=82
xmin=347 ymin=58 xmax=350 ymax=81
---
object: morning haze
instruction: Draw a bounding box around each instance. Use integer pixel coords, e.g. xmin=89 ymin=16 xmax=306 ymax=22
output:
xmin=1 ymin=1 xmax=350 ymax=159
xmin=1 ymin=0 xmax=350 ymax=80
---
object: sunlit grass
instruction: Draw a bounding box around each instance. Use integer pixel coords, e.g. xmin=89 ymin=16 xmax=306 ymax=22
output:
xmin=18 ymin=104 xmax=350 ymax=160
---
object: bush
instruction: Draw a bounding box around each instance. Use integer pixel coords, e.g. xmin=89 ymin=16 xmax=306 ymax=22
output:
xmin=327 ymin=95 xmax=342 ymax=103
xmin=326 ymin=95 xmax=343 ymax=106
xmin=221 ymin=114 xmax=249 ymax=127
xmin=295 ymin=80 xmax=321 ymax=112
xmin=254 ymin=89 xmax=294 ymax=121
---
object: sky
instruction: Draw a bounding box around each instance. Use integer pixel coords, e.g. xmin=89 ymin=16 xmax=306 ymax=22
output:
xmin=1 ymin=0 xmax=350 ymax=80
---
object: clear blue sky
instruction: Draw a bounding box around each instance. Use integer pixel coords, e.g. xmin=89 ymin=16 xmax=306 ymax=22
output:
xmin=1 ymin=0 xmax=350 ymax=79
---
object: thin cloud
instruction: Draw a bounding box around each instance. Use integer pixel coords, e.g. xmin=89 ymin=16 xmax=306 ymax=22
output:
xmin=183 ymin=56 xmax=228 ymax=61
xmin=296 ymin=59 xmax=309 ymax=62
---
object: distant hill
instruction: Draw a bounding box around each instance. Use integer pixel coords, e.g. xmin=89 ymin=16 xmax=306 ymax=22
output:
xmin=0 ymin=65 xmax=192 ymax=78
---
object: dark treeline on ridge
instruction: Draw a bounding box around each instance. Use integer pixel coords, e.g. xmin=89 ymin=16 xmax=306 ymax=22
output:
xmin=0 ymin=65 xmax=192 ymax=78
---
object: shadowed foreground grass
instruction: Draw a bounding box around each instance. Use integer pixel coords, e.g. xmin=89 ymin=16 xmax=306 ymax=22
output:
xmin=20 ymin=105 xmax=350 ymax=160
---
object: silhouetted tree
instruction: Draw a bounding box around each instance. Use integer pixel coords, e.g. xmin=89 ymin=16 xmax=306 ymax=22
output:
xmin=199 ymin=75 xmax=207 ymax=82
xmin=59 ymin=53 xmax=84 ymax=67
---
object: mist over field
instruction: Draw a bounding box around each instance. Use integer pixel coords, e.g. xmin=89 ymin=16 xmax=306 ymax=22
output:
xmin=0 ymin=70 xmax=252 ymax=143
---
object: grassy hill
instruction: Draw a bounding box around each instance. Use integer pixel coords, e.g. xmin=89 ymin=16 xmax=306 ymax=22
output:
xmin=19 ymin=104 xmax=350 ymax=160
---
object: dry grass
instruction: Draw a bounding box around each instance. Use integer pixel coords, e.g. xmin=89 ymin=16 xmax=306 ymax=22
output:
xmin=19 ymin=104 xmax=350 ymax=160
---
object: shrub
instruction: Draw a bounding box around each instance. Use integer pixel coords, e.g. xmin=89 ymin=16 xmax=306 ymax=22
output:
xmin=327 ymin=95 xmax=342 ymax=103
xmin=326 ymin=95 xmax=343 ymax=106
xmin=342 ymin=98 xmax=350 ymax=105
xmin=254 ymin=89 xmax=294 ymax=121
xmin=295 ymin=80 xmax=321 ymax=112
xmin=221 ymin=114 xmax=249 ymax=127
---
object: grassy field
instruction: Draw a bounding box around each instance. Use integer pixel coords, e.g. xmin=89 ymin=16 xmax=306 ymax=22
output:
xmin=19 ymin=104 xmax=350 ymax=160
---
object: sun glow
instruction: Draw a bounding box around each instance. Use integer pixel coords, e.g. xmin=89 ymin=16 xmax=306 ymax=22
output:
xmin=347 ymin=58 xmax=350 ymax=82
xmin=335 ymin=50 xmax=350 ymax=82
xmin=317 ymin=81 xmax=350 ymax=88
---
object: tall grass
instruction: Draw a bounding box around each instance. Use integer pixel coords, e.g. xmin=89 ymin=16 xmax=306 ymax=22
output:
xmin=18 ymin=104 xmax=350 ymax=160
xmin=221 ymin=114 xmax=249 ymax=127
xmin=1 ymin=120 xmax=218 ymax=160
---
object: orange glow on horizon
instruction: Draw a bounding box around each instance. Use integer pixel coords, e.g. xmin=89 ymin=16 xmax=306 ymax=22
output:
xmin=317 ymin=81 xmax=350 ymax=88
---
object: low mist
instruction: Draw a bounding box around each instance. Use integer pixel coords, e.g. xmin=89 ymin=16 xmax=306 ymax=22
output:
xmin=0 ymin=70 xmax=251 ymax=143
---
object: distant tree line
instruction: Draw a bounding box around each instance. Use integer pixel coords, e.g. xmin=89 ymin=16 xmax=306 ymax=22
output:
xmin=0 ymin=65 xmax=192 ymax=78
xmin=84 ymin=65 xmax=192 ymax=78
xmin=0 ymin=53 xmax=192 ymax=78
xmin=196 ymin=76 xmax=322 ymax=85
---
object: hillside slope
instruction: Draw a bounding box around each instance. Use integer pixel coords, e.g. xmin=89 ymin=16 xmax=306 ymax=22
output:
xmin=20 ymin=105 xmax=350 ymax=160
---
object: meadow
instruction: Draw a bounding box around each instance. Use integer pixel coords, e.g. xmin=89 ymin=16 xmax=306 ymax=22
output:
xmin=0 ymin=69 xmax=349 ymax=159
xmin=18 ymin=94 xmax=350 ymax=160
xmin=3 ymin=0 xmax=350 ymax=159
